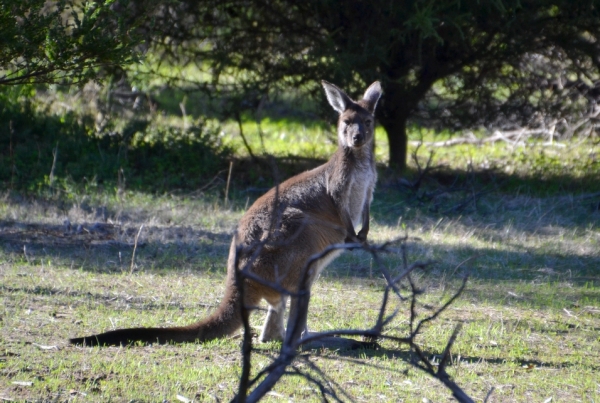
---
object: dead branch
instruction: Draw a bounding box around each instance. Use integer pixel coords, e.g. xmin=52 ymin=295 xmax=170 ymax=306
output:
xmin=409 ymin=128 xmax=547 ymax=148
xmin=410 ymin=325 xmax=475 ymax=403
xmin=230 ymin=234 xmax=479 ymax=403
xmin=410 ymin=107 xmax=600 ymax=149
xmin=399 ymin=143 xmax=439 ymax=192
xmin=186 ymin=168 xmax=228 ymax=196
xmin=235 ymin=110 xmax=257 ymax=161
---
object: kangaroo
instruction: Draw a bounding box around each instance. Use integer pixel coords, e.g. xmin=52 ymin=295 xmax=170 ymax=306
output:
xmin=70 ymin=80 xmax=382 ymax=346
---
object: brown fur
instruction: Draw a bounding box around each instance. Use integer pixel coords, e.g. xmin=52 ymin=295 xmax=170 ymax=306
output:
xmin=69 ymin=80 xmax=382 ymax=346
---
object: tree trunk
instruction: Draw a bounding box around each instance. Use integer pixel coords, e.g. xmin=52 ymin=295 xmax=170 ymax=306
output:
xmin=379 ymin=113 xmax=409 ymax=172
xmin=376 ymin=80 xmax=413 ymax=173
xmin=376 ymin=80 xmax=433 ymax=173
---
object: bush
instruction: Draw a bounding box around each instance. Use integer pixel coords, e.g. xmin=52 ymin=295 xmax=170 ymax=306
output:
xmin=0 ymin=86 xmax=232 ymax=194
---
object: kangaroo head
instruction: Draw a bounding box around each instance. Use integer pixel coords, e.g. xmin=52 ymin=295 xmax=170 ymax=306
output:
xmin=322 ymin=80 xmax=382 ymax=149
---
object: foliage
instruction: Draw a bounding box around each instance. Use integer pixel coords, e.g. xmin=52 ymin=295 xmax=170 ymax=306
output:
xmin=421 ymin=46 xmax=600 ymax=137
xmin=0 ymin=0 xmax=142 ymax=86
xmin=0 ymin=85 xmax=232 ymax=193
xmin=4 ymin=0 xmax=600 ymax=173
xmin=128 ymin=0 xmax=600 ymax=171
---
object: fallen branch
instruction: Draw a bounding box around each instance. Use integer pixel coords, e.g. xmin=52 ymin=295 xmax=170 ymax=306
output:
xmin=409 ymin=128 xmax=553 ymax=148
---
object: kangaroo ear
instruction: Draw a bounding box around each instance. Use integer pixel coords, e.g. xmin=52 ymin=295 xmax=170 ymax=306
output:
xmin=322 ymin=80 xmax=352 ymax=114
xmin=362 ymin=81 xmax=382 ymax=113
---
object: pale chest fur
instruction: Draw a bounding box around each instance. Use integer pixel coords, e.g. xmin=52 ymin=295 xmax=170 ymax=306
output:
xmin=343 ymin=163 xmax=377 ymax=228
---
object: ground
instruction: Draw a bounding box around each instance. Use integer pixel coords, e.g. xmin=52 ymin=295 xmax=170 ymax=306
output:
xmin=1 ymin=140 xmax=599 ymax=402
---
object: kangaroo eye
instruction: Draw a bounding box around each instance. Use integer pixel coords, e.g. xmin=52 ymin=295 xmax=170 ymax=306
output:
xmin=343 ymin=119 xmax=351 ymax=125
xmin=365 ymin=119 xmax=372 ymax=126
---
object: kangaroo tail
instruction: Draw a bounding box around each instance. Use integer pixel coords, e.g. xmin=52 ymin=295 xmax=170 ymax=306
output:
xmin=69 ymin=326 xmax=200 ymax=346
xmin=70 ymin=269 xmax=255 ymax=347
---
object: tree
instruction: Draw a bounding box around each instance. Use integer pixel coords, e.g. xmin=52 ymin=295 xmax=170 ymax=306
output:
xmin=135 ymin=0 xmax=600 ymax=171
xmin=0 ymin=0 xmax=142 ymax=86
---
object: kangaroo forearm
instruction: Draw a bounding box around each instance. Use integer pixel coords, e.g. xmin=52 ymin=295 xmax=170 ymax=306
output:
xmin=357 ymin=205 xmax=370 ymax=241
xmin=342 ymin=211 xmax=359 ymax=243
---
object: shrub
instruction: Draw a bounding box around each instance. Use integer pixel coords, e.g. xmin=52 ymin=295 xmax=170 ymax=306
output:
xmin=0 ymin=86 xmax=232 ymax=194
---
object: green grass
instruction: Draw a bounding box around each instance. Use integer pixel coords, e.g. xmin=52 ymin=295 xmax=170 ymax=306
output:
xmin=1 ymin=140 xmax=599 ymax=401
xmin=220 ymin=117 xmax=336 ymax=158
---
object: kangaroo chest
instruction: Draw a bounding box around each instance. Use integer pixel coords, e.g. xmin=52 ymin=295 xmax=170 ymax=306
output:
xmin=343 ymin=164 xmax=376 ymax=228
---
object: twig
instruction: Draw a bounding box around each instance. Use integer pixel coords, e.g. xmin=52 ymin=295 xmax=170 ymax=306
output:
xmin=299 ymin=329 xmax=410 ymax=347
xmin=179 ymin=95 xmax=188 ymax=130
xmin=484 ymin=386 xmax=495 ymax=403
xmin=439 ymin=324 xmax=462 ymax=371
xmin=188 ymin=168 xmax=228 ymax=196
xmin=412 ymin=275 xmax=469 ymax=337
xmin=450 ymin=255 xmax=480 ymax=277
xmin=225 ymin=160 xmax=234 ymax=205
xmin=441 ymin=190 xmax=491 ymax=215
xmin=408 ymin=129 xmax=543 ymax=147
xmin=231 ymin=232 xmax=474 ymax=403
xmin=255 ymin=94 xmax=268 ymax=153
xmin=235 ymin=111 xmax=256 ymax=161
xmin=400 ymin=144 xmax=438 ymax=192
xmin=236 ymin=242 xmax=253 ymax=403
xmin=129 ymin=224 xmax=144 ymax=274
xmin=23 ymin=245 xmax=31 ymax=265
xmin=49 ymin=142 xmax=59 ymax=187
xmin=411 ymin=147 xmax=435 ymax=191
xmin=291 ymin=358 xmax=349 ymax=402
xmin=410 ymin=326 xmax=474 ymax=403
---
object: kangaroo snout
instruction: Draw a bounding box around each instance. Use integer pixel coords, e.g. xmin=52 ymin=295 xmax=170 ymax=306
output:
xmin=347 ymin=123 xmax=366 ymax=147
xmin=352 ymin=132 xmax=363 ymax=145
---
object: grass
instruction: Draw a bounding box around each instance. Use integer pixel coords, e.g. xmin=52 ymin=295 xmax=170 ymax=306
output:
xmin=1 ymin=133 xmax=599 ymax=402
xmin=0 ymin=85 xmax=599 ymax=401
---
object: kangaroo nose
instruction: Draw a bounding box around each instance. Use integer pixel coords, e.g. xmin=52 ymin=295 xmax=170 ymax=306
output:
xmin=353 ymin=133 xmax=363 ymax=143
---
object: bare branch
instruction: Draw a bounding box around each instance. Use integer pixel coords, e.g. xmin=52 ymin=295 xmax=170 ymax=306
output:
xmin=484 ymin=386 xmax=496 ymax=402
xmin=233 ymin=231 xmax=474 ymax=403
xmin=235 ymin=243 xmax=253 ymax=403
xmin=439 ymin=324 xmax=462 ymax=372
xmin=412 ymin=275 xmax=469 ymax=337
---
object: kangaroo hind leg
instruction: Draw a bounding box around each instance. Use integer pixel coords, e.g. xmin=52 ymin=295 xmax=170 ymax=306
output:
xmin=259 ymin=296 xmax=287 ymax=342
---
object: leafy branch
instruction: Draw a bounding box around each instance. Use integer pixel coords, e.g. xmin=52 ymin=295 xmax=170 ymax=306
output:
xmin=0 ymin=0 xmax=143 ymax=86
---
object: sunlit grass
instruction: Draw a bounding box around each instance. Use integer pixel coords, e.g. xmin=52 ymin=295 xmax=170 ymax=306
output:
xmin=219 ymin=117 xmax=335 ymax=159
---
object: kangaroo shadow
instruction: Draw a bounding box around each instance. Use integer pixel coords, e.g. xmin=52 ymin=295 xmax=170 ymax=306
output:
xmin=0 ymin=219 xmax=233 ymax=274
